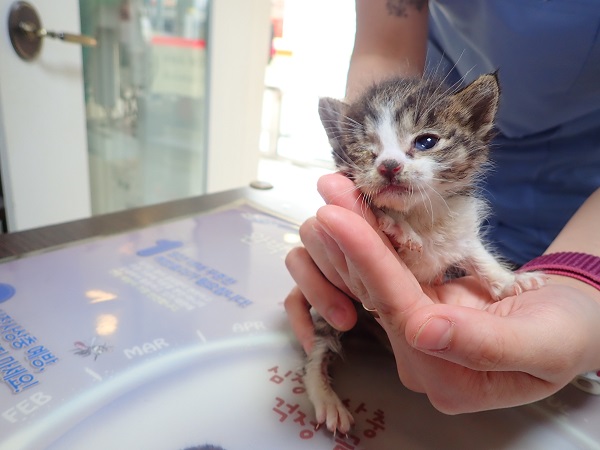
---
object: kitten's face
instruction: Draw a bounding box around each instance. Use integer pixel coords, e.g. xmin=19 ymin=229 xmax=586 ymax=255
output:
xmin=319 ymin=74 xmax=499 ymax=212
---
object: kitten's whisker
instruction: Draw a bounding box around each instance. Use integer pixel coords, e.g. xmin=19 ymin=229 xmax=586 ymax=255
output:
xmin=324 ymin=125 xmax=360 ymax=133
xmin=318 ymin=106 xmax=365 ymax=130
xmin=427 ymin=185 xmax=456 ymax=218
xmin=324 ymin=183 xmax=365 ymax=209
xmin=432 ymin=65 xmax=476 ymax=113
xmin=330 ymin=152 xmax=362 ymax=174
xmin=420 ymin=51 xmax=471 ymax=120
xmin=440 ymin=48 xmax=466 ymax=87
xmin=328 ymin=146 xmax=361 ymax=167
xmin=416 ymin=184 xmax=435 ymax=227
xmin=325 ymin=130 xmax=360 ymax=141
xmin=338 ymin=180 xmax=373 ymax=222
xmin=358 ymin=194 xmax=370 ymax=222
xmin=425 ymin=51 xmax=446 ymax=80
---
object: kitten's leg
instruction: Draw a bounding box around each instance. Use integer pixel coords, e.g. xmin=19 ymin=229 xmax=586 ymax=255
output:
xmin=375 ymin=209 xmax=423 ymax=252
xmin=303 ymin=315 xmax=354 ymax=434
xmin=462 ymin=240 xmax=546 ymax=300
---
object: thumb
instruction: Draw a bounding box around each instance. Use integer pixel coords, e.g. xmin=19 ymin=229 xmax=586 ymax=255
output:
xmin=405 ymin=301 xmax=579 ymax=382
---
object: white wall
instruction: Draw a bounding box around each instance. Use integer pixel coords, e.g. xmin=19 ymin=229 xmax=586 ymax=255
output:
xmin=267 ymin=0 xmax=356 ymax=164
xmin=206 ymin=0 xmax=272 ymax=193
xmin=0 ymin=0 xmax=92 ymax=231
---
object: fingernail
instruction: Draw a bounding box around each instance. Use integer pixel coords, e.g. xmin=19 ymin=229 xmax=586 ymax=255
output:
xmin=413 ymin=317 xmax=454 ymax=352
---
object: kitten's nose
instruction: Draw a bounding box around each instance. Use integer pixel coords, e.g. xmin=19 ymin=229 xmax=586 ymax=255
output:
xmin=377 ymin=159 xmax=403 ymax=180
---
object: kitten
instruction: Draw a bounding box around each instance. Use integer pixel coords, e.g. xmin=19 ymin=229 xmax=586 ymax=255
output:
xmin=303 ymin=73 xmax=546 ymax=434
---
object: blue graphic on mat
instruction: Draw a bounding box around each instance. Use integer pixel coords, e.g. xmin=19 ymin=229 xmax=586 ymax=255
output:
xmin=136 ymin=240 xmax=183 ymax=257
xmin=0 ymin=283 xmax=15 ymax=303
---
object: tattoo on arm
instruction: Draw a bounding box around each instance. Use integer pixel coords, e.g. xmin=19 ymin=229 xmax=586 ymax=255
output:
xmin=386 ymin=0 xmax=427 ymax=17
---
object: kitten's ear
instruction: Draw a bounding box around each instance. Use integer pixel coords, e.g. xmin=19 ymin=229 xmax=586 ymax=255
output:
xmin=452 ymin=72 xmax=500 ymax=140
xmin=318 ymin=97 xmax=348 ymax=152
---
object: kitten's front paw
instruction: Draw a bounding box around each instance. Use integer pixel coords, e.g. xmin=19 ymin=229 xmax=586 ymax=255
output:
xmin=312 ymin=392 xmax=354 ymax=435
xmin=511 ymin=270 xmax=548 ymax=295
xmin=377 ymin=214 xmax=401 ymax=240
xmin=403 ymin=236 xmax=423 ymax=253
xmin=494 ymin=271 xmax=547 ymax=299
xmin=377 ymin=214 xmax=422 ymax=253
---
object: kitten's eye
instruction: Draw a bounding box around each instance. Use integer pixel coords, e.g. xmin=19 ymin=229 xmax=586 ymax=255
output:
xmin=414 ymin=134 xmax=439 ymax=151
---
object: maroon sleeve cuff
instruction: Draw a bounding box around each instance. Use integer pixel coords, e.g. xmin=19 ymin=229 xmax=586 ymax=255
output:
xmin=518 ymin=252 xmax=600 ymax=290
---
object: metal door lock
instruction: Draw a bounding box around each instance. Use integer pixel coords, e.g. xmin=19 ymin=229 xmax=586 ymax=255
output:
xmin=8 ymin=1 xmax=97 ymax=61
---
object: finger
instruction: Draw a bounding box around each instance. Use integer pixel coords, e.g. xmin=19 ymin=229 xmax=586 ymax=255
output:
xmin=407 ymin=304 xmax=529 ymax=371
xmin=317 ymin=172 xmax=359 ymax=206
xmin=283 ymin=285 xmax=315 ymax=354
xmin=299 ymin=217 xmax=350 ymax=297
xmin=316 ymin=205 xmax=429 ymax=319
xmin=405 ymin=291 xmax=586 ymax=382
xmin=389 ymin=315 xmax=563 ymax=413
xmin=419 ymin=361 xmax=560 ymax=414
xmin=304 ymin=218 xmax=374 ymax=304
xmin=318 ymin=172 xmax=404 ymax=272
xmin=285 ymin=246 xmax=358 ymax=332
xmin=317 ymin=173 xmax=378 ymax=228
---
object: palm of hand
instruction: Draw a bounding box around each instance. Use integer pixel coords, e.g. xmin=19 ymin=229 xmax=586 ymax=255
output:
xmin=383 ymin=276 xmax=595 ymax=413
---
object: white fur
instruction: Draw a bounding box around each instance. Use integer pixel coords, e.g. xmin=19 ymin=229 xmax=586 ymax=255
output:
xmin=303 ymin=338 xmax=354 ymax=435
xmin=366 ymin=103 xmax=546 ymax=298
xmin=375 ymin=108 xmax=411 ymax=161
xmin=376 ymin=189 xmax=546 ymax=299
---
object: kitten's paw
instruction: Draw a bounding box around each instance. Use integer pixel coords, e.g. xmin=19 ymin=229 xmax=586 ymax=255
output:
xmin=377 ymin=214 xmax=402 ymax=239
xmin=511 ymin=270 xmax=548 ymax=295
xmin=312 ymin=392 xmax=354 ymax=435
xmin=377 ymin=214 xmax=422 ymax=252
xmin=494 ymin=271 xmax=547 ymax=299
xmin=378 ymin=218 xmax=407 ymax=249
xmin=403 ymin=236 xmax=423 ymax=253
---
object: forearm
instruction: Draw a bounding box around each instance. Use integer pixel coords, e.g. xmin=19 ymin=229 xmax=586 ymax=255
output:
xmin=544 ymin=188 xmax=600 ymax=302
xmin=347 ymin=0 xmax=429 ymax=101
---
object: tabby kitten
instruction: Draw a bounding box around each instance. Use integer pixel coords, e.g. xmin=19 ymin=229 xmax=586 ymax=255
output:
xmin=303 ymin=73 xmax=546 ymax=434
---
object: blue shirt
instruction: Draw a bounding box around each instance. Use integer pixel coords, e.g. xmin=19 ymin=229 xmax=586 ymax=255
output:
xmin=427 ymin=0 xmax=600 ymax=265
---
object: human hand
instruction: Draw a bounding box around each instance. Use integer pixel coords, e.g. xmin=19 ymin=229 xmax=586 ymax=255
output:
xmin=285 ymin=173 xmax=380 ymax=353
xmin=285 ymin=173 xmax=600 ymax=413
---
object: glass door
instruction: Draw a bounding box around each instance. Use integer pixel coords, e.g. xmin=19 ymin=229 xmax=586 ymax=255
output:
xmin=0 ymin=0 xmax=268 ymax=232
xmin=80 ymin=0 xmax=209 ymax=215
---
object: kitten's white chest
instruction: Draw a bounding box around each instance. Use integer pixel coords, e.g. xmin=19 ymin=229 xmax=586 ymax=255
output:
xmin=379 ymin=196 xmax=484 ymax=283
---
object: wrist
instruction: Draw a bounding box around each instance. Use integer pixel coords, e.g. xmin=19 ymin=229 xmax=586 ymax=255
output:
xmin=546 ymin=274 xmax=600 ymax=305
xmin=519 ymin=252 xmax=600 ymax=305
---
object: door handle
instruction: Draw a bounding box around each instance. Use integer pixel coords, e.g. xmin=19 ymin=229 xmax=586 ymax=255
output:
xmin=8 ymin=1 xmax=97 ymax=61
xmin=18 ymin=21 xmax=97 ymax=47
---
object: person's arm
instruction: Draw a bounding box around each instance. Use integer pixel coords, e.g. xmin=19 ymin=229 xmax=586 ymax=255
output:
xmin=542 ymin=188 xmax=600 ymax=302
xmin=346 ymin=0 xmax=429 ymax=100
